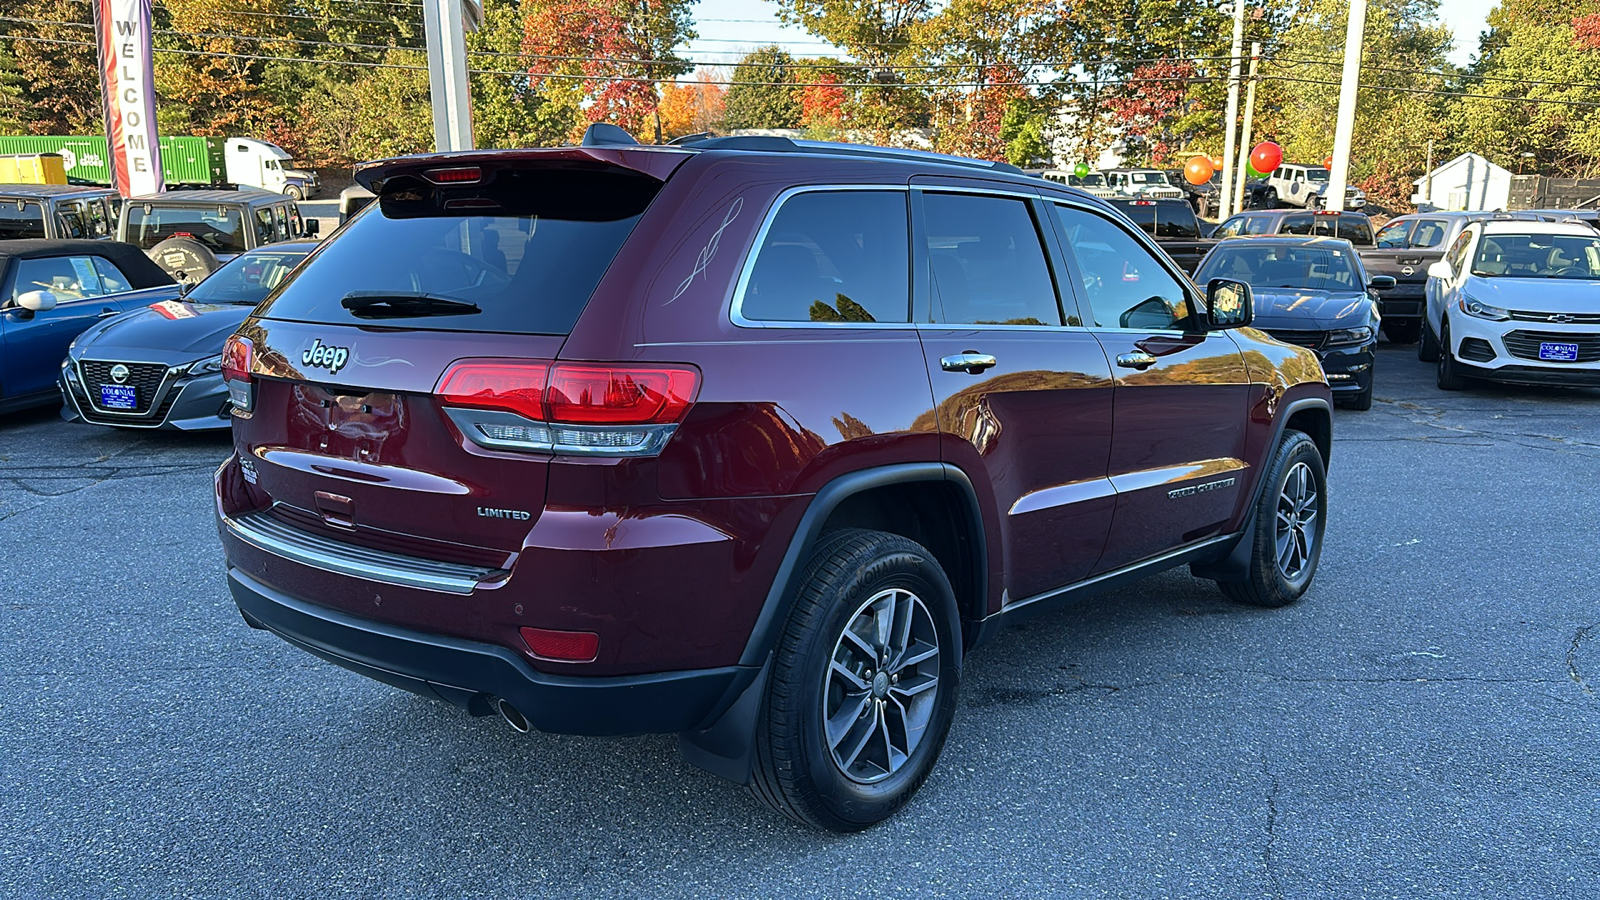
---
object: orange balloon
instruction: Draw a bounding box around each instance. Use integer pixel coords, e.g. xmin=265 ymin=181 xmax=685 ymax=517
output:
xmin=1322 ymin=156 xmax=1334 ymax=169
xmin=1184 ymin=155 xmax=1215 ymax=185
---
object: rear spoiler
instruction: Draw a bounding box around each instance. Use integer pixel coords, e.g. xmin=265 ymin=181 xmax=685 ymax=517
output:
xmin=354 ymin=147 xmax=690 ymax=195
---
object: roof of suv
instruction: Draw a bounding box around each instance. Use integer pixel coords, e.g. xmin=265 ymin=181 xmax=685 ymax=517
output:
xmin=124 ymin=188 xmax=287 ymax=206
xmin=1479 ymin=220 xmax=1598 ymax=237
xmin=0 ymin=184 xmax=118 ymax=200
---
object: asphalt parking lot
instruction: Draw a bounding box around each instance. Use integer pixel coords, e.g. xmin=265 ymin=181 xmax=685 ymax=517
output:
xmin=3 ymin=343 xmax=1598 ymax=899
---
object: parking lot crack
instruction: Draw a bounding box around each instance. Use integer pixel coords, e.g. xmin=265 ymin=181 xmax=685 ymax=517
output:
xmin=1567 ymin=624 xmax=1598 ymax=701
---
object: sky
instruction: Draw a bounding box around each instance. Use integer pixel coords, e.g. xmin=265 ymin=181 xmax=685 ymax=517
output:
xmin=683 ymin=0 xmax=1501 ymax=69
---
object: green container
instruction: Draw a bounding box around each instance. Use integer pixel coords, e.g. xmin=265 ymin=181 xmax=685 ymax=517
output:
xmin=0 ymin=135 xmax=226 ymax=187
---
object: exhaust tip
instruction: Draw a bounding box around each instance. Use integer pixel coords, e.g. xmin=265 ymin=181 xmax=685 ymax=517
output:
xmin=496 ymin=697 xmax=530 ymax=734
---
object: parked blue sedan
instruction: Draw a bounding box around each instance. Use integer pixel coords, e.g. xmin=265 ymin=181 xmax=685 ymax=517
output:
xmin=0 ymin=240 xmax=174 ymax=415
xmin=1194 ymin=236 xmax=1393 ymax=410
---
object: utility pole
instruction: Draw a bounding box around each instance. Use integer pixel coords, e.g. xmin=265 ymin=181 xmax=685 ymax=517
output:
xmin=1233 ymin=43 xmax=1262 ymax=215
xmin=1219 ymin=0 xmax=1248 ymax=217
xmin=1327 ymin=0 xmax=1367 ymax=211
xmin=423 ymin=0 xmax=481 ymax=152
xmin=1423 ymin=138 xmax=1434 ymax=207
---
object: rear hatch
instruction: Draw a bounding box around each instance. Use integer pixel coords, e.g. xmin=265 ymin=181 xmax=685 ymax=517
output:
xmin=225 ymin=152 xmax=678 ymax=564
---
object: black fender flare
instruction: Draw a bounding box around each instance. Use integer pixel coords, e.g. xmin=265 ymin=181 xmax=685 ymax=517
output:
xmin=678 ymin=462 xmax=988 ymax=784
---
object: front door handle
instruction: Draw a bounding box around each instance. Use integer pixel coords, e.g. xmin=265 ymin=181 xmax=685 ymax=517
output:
xmin=1116 ymin=351 xmax=1158 ymax=370
xmin=940 ymin=352 xmax=997 ymax=374
xmin=98 ymin=308 xmax=119 ymax=317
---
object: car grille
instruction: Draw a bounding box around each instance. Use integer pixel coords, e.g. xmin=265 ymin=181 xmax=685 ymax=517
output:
xmin=78 ymin=360 xmax=171 ymax=415
xmin=1265 ymin=329 xmax=1325 ymax=350
xmin=1502 ymin=330 xmax=1600 ymax=363
xmin=1508 ymin=310 xmax=1600 ymax=324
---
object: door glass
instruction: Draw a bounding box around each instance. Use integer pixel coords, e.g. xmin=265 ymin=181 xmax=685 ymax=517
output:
xmin=740 ymin=190 xmax=910 ymax=323
xmin=1215 ymin=217 xmax=1245 ymax=239
xmin=12 ymin=256 xmax=103 ymax=302
xmin=58 ymin=201 xmax=88 ymax=239
xmin=254 ymin=207 xmax=275 ymax=245
xmin=1281 ymin=215 xmax=1314 ymax=235
xmin=92 ymin=257 xmax=133 ymax=293
xmin=922 ymin=193 xmax=1060 ymax=326
xmin=273 ymin=205 xmax=290 ymax=241
xmin=87 ymin=199 xmax=109 ymax=237
xmin=1053 ymin=204 xmax=1190 ymax=330
xmin=1410 ymin=219 xmax=1449 ymax=248
xmin=1243 ymin=216 xmax=1275 ymax=235
xmin=1376 ymin=220 xmax=1411 ymax=249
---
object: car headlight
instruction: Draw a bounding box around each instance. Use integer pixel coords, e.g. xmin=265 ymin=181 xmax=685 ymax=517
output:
xmin=1326 ymin=326 xmax=1374 ymax=346
xmin=188 ymin=354 xmax=224 ymax=375
xmin=1458 ymin=296 xmax=1509 ymax=321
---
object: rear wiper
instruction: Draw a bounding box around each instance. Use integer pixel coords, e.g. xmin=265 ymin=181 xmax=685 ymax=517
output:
xmin=340 ymin=291 xmax=480 ymax=318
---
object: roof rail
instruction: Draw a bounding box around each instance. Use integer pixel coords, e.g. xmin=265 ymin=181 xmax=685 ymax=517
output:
xmin=677 ymin=134 xmax=1024 ymax=174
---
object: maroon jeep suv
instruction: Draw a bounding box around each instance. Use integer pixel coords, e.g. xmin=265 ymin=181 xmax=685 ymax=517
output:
xmin=215 ymin=129 xmax=1332 ymax=832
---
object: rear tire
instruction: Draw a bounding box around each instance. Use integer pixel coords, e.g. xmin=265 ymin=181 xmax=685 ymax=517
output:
xmin=1216 ymin=430 xmax=1326 ymax=608
xmin=1436 ymin=319 xmax=1470 ymax=391
xmin=749 ymin=529 xmax=961 ymax=832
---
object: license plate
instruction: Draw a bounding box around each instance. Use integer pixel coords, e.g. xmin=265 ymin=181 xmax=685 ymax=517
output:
xmin=99 ymin=385 xmax=136 ymax=409
xmin=1539 ymin=342 xmax=1580 ymax=362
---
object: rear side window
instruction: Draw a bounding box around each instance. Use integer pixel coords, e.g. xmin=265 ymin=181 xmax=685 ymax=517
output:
xmin=741 ymin=190 xmax=909 ymax=323
xmin=258 ymin=167 xmax=660 ymax=335
xmin=1243 ymin=216 xmax=1275 ymax=235
xmin=0 ymin=201 xmax=46 ymax=239
xmin=1410 ymin=219 xmax=1449 ymax=248
xmin=924 ymin=193 xmax=1060 ymax=327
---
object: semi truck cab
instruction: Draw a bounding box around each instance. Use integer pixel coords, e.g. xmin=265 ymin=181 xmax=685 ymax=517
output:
xmin=223 ymin=138 xmax=320 ymax=200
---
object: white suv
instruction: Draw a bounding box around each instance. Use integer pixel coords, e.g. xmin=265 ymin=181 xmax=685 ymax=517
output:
xmin=1420 ymin=220 xmax=1600 ymax=389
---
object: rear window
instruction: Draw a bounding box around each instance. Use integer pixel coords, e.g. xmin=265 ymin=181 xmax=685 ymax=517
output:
xmin=1111 ymin=201 xmax=1198 ymax=239
xmin=0 ymin=201 xmax=46 ymax=239
xmin=740 ymin=190 xmax=910 ymax=323
xmin=1333 ymin=216 xmax=1374 ymax=245
xmin=257 ymin=167 xmax=660 ymax=335
xmin=125 ymin=205 xmax=247 ymax=254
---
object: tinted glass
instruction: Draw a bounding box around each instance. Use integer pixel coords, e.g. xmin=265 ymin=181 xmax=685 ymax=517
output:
xmin=1195 ymin=244 xmax=1360 ymax=291
xmin=1375 ymin=220 xmax=1411 ymax=249
xmin=1471 ymin=232 xmax=1600 ymax=279
xmin=1243 ymin=216 xmax=1276 ymax=235
xmin=0 ymin=202 xmax=46 ymax=240
xmin=258 ymin=167 xmax=659 ymax=335
xmin=125 ymin=206 xmax=247 ymax=253
xmin=1215 ymin=217 xmax=1247 ymax=239
xmin=1053 ymin=204 xmax=1190 ymax=330
xmin=1281 ymin=215 xmax=1314 ymax=235
xmin=254 ymin=208 xmax=275 ymax=246
xmin=58 ymin=201 xmax=88 ymax=239
xmin=190 ymin=249 xmax=310 ymax=304
xmin=741 ymin=190 xmax=909 ymax=323
xmin=1410 ymin=219 xmax=1449 ymax=248
xmin=923 ymin=193 xmax=1060 ymax=326
xmin=92 ymin=257 xmax=132 ymax=293
xmin=1111 ymin=201 xmax=1198 ymax=239
xmin=1334 ymin=217 xmax=1375 ymax=244
xmin=11 ymin=256 xmax=105 ymax=302
xmin=1306 ymin=169 xmax=1330 ymax=182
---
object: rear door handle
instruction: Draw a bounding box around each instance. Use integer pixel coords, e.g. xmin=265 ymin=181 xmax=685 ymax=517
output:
xmin=940 ymin=352 xmax=997 ymax=374
xmin=98 ymin=308 xmax=119 ymax=317
xmin=1116 ymin=351 xmax=1158 ymax=370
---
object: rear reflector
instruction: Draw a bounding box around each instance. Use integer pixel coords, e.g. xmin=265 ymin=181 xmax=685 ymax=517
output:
xmin=520 ymin=627 xmax=599 ymax=662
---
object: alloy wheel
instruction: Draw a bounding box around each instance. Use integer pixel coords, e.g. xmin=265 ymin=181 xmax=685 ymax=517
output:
xmin=1275 ymin=461 xmax=1319 ymax=580
xmin=823 ymin=587 xmax=941 ymax=784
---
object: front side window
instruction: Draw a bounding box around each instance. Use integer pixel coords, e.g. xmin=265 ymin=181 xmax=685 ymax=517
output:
xmin=1471 ymin=232 xmax=1600 ymax=279
xmin=58 ymin=200 xmax=88 ymax=239
xmin=923 ymin=193 xmax=1060 ymax=326
xmin=741 ymin=190 xmax=909 ymax=324
xmin=1376 ymin=220 xmax=1411 ymax=249
xmin=124 ymin=206 xmax=246 ymax=253
xmin=1281 ymin=215 xmax=1314 ymax=235
xmin=1053 ymin=204 xmax=1190 ymax=330
xmin=254 ymin=207 xmax=275 ymax=246
xmin=1215 ymin=217 xmax=1247 ymax=239
xmin=10 ymin=255 xmax=106 ymax=302
xmin=87 ymin=199 xmax=110 ymax=237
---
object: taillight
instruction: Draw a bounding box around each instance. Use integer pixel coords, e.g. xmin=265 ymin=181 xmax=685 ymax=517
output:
xmin=221 ymin=334 xmax=253 ymax=413
xmin=435 ymin=359 xmax=700 ymax=456
xmin=425 ymin=166 xmax=482 ymax=184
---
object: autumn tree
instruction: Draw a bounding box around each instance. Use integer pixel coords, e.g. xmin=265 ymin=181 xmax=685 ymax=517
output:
xmin=659 ymin=70 xmax=727 ymax=138
xmin=522 ymin=0 xmax=696 ymax=142
xmin=776 ymin=0 xmax=932 ymax=140
xmin=5 ymin=0 xmax=101 ymax=133
xmin=0 ymin=44 xmax=24 ymax=133
xmin=1103 ymin=59 xmax=1200 ymax=165
xmin=912 ymin=0 xmax=1048 ymax=159
xmin=724 ymin=46 xmax=802 ymax=129
xmin=799 ymin=70 xmax=847 ymax=138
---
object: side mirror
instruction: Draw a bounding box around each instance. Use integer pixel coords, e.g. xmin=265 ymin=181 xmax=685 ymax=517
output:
xmin=1426 ymin=261 xmax=1451 ymax=280
xmin=1204 ymin=278 xmax=1253 ymax=330
xmin=303 ymin=219 xmax=320 ymax=237
xmin=1368 ymin=275 xmax=1397 ymax=290
xmin=16 ymin=290 xmax=58 ymax=313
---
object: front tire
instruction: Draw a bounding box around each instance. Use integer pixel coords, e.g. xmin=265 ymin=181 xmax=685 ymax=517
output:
xmin=1436 ymin=319 xmax=1470 ymax=391
xmin=1418 ymin=317 xmax=1441 ymax=362
xmin=750 ymin=529 xmax=961 ymax=832
xmin=286 ymin=185 xmax=304 ymax=201
xmin=1216 ymin=430 xmax=1326 ymax=608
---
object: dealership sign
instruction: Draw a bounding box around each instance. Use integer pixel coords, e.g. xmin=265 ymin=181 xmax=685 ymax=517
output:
xmin=91 ymin=0 xmax=164 ymax=197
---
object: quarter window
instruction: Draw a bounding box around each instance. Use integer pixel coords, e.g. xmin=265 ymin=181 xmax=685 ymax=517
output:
xmin=92 ymin=257 xmax=132 ymax=293
xmin=1053 ymin=204 xmax=1190 ymax=330
xmin=58 ymin=200 xmax=88 ymax=239
xmin=922 ymin=192 xmax=1060 ymax=326
xmin=741 ymin=190 xmax=910 ymax=324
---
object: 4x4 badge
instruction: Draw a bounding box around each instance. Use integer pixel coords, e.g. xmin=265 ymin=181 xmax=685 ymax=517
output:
xmin=302 ymin=339 xmax=350 ymax=374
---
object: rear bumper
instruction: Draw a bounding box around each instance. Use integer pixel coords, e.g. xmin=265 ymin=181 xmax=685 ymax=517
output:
xmin=228 ymin=567 xmax=755 ymax=736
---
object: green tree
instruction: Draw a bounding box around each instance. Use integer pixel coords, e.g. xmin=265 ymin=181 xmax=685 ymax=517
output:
xmin=0 ymin=44 xmax=25 ymax=133
xmin=723 ymin=46 xmax=802 ymax=129
xmin=4 ymin=0 xmax=101 ymax=133
xmin=999 ymin=97 xmax=1049 ymax=167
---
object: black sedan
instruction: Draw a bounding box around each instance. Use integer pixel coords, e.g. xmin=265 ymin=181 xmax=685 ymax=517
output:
xmin=60 ymin=241 xmax=316 ymax=430
xmin=1195 ymin=236 xmax=1393 ymax=410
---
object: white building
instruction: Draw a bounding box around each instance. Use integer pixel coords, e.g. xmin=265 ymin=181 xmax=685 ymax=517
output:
xmin=1413 ymin=152 xmax=1513 ymax=211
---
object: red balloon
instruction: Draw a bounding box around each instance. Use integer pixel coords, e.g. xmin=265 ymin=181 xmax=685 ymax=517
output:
xmin=1250 ymin=142 xmax=1283 ymax=174
xmin=1322 ymin=156 xmax=1334 ymax=169
xmin=1183 ymin=156 xmax=1215 ymax=185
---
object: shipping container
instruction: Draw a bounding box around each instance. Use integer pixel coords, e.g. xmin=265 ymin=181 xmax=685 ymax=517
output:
xmin=0 ymin=136 xmax=227 ymax=187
